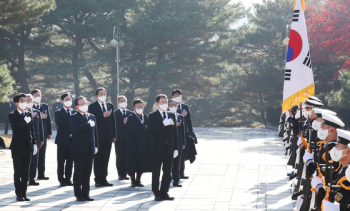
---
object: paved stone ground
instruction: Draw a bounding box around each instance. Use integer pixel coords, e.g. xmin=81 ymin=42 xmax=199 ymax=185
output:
xmin=0 ymin=127 xmax=293 ymax=210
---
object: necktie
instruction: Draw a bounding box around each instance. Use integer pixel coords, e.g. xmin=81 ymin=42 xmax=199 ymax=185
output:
xmin=163 ymin=112 xmax=166 ymax=119
xmin=67 ymin=109 xmax=70 ymax=115
xmin=101 ymin=103 xmax=106 ymax=112
xmin=83 ymin=114 xmax=87 ymax=120
xmin=123 ymin=110 xmax=126 ymax=117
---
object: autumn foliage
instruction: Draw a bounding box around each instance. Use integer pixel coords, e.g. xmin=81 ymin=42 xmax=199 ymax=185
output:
xmin=306 ymin=0 xmax=350 ymax=80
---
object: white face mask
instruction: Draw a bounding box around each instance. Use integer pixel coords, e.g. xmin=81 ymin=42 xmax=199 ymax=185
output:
xmin=64 ymin=101 xmax=72 ymax=107
xmin=330 ymin=147 xmax=348 ymax=162
xmin=26 ymin=103 xmax=33 ymax=109
xmin=72 ymin=95 xmax=76 ymax=98
xmin=312 ymin=120 xmax=321 ymax=130
xmin=303 ymin=109 xmax=312 ymax=119
xmin=98 ymin=96 xmax=106 ymax=103
xmin=318 ymin=127 xmax=332 ymax=140
xmin=79 ymin=104 xmax=88 ymax=113
xmin=119 ymin=102 xmax=127 ymax=108
xmin=33 ymin=97 xmax=41 ymax=103
xmin=55 ymin=99 xmax=60 ymax=102
xmin=18 ymin=103 xmax=27 ymax=110
xmin=159 ymin=103 xmax=168 ymax=111
xmin=174 ymin=96 xmax=182 ymax=103
xmin=136 ymin=109 xmax=143 ymax=114
xmin=169 ymin=107 xmax=177 ymax=113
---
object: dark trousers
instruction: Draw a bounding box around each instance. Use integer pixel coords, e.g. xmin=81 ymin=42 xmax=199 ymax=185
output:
xmin=29 ymin=142 xmax=40 ymax=181
xmin=5 ymin=119 xmax=10 ymax=134
xmin=73 ymin=147 xmax=93 ymax=198
xmin=38 ymin=140 xmax=47 ymax=177
xmin=94 ymin=139 xmax=112 ymax=183
xmin=115 ymin=141 xmax=128 ymax=177
xmin=172 ymin=148 xmax=182 ymax=184
xmin=57 ymin=143 xmax=73 ymax=182
xmin=151 ymin=146 xmax=173 ymax=196
xmin=11 ymin=148 xmax=31 ymax=195
xmin=180 ymin=147 xmax=186 ymax=176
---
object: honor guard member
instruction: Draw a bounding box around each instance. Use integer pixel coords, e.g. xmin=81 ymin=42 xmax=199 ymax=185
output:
xmin=55 ymin=93 xmax=76 ymax=186
xmin=149 ymin=94 xmax=179 ymax=201
xmin=88 ymin=87 xmax=116 ymax=187
xmin=25 ymin=94 xmax=44 ymax=186
xmin=8 ymin=93 xmax=37 ymax=201
xmin=31 ymin=89 xmax=52 ymax=180
xmin=311 ymin=129 xmax=350 ymax=211
xmin=4 ymin=95 xmax=16 ymax=134
xmin=114 ymin=95 xmax=132 ymax=180
xmin=172 ymin=89 xmax=193 ymax=179
xmin=52 ymin=95 xmax=63 ymax=129
xmin=304 ymin=112 xmax=345 ymax=188
xmin=70 ymin=96 xmax=98 ymax=201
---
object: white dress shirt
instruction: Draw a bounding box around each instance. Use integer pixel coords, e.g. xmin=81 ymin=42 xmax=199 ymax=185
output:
xmin=98 ymin=101 xmax=108 ymax=112
xmin=158 ymin=109 xmax=168 ymax=119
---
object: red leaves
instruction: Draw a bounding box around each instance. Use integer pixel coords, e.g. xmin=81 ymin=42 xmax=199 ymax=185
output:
xmin=307 ymin=0 xmax=350 ymax=79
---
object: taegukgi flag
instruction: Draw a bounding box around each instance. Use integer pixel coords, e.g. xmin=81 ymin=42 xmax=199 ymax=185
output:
xmin=282 ymin=0 xmax=314 ymax=113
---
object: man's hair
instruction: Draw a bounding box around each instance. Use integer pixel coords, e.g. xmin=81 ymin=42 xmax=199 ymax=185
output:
xmin=118 ymin=95 xmax=127 ymax=102
xmin=133 ymin=99 xmax=144 ymax=107
xmin=156 ymin=94 xmax=168 ymax=103
xmin=9 ymin=95 xmax=13 ymax=98
xmin=95 ymin=87 xmax=107 ymax=96
xmin=172 ymin=89 xmax=182 ymax=96
xmin=31 ymin=89 xmax=41 ymax=96
xmin=61 ymin=93 xmax=72 ymax=101
xmin=25 ymin=94 xmax=33 ymax=99
xmin=14 ymin=93 xmax=26 ymax=103
xmin=168 ymin=99 xmax=176 ymax=104
xmin=75 ymin=96 xmax=86 ymax=106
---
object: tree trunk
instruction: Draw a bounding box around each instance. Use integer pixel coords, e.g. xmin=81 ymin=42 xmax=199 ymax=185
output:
xmin=72 ymin=35 xmax=82 ymax=96
xmin=83 ymin=69 xmax=98 ymax=91
xmin=17 ymin=25 xmax=32 ymax=93
xmin=259 ymin=93 xmax=267 ymax=126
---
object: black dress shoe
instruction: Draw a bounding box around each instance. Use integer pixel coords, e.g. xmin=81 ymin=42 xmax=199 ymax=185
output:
xmin=29 ymin=180 xmax=39 ymax=186
xmin=38 ymin=176 xmax=49 ymax=180
xmin=154 ymin=195 xmax=161 ymax=201
xmin=95 ymin=183 xmax=102 ymax=187
xmin=180 ymin=175 xmax=189 ymax=179
xmin=65 ymin=181 xmax=73 ymax=186
xmin=160 ymin=194 xmax=175 ymax=200
xmin=124 ymin=176 xmax=130 ymax=180
xmin=76 ymin=197 xmax=85 ymax=201
xmin=136 ymin=180 xmax=144 ymax=187
xmin=287 ymin=171 xmax=294 ymax=177
xmin=16 ymin=195 xmax=24 ymax=201
xmin=101 ymin=181 xmax=113 ymax=186
xmin=118 ymin=176 xmax=124 ymax=180
xmin=60 ymin=181 xmax=67 ymax=186
xmin=291 ymin=191 xmax=302 ymax=200
xmin=131 ymin=180 xmax=137 ymax=187
xmin=22 ymin=194 xmax=30 ymax=201
xmin=173 ymin=183 xmax=182 ymax=187
xmin=83 ymin=196 xmax=94 ymax=201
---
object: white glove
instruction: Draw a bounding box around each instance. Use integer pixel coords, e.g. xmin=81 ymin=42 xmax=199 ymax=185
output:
xmin=33 ymin=145 xmax=38 ymax=155
xmin=322 ymin=200 xmax=340 ymax=211
xmin=297 ymin=137 xmax=302 ymax=147
xmin=88 ymin=120 xmax=95 ymax=127
xmin=24 ymin=116 xmax=31 ymax=123
xmin=295 ymin=110 xmax=301 ymax=119
xmin=163 ymin=118 xmax=174 ymax=126
xmin=303 ymin=150 xmax=314 ymax=164
xmin=173 ymin=150 xmax=178 ymax=158
xmin=311 ymin=174 xmax=323 ymax=191
xmin=94 ymin=147 xmax=98 ymax=154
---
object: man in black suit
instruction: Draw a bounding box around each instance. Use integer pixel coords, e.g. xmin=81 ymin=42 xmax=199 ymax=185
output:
xmin=172 ymin=89 xmax=193 ymax=179
xmin=168 ymin=99 xmax=186 ymax=187
xmin=149 ymin=94 xmax=179 ymax=201
xmin=31 ymin=89 xmax=52 ymax=180
xmin=88 ymin=87 xmax=116 ymax=186
xmin=52 ymin=95 xmax=63 ymax=129
xmin=70 ymin=96 xmax=98 ymax=201
xmin=25 ymin=94 xmax=44 ymax=186
xmin=8 ymin=93 xmax=37 ymax=201
xmin=55 ymin=93 xmax=76 ymax=186
xmin=4 ymin=95 xmax=16 ymax=134
xmin=114 ymin=95 xmax=132 ymax=180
